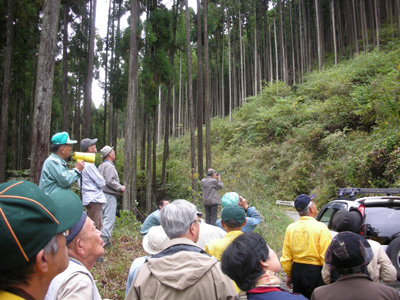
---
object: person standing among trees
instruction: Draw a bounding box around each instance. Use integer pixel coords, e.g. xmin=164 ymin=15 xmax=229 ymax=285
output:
xmin=201 ymin=168 xmax=223 ymax=225
xmin=79 ymin=138 xmax=106 ymax=230
xmin=98 ymin=146 xmax=125 ymax=245
xmin=39 ymin=132 xmax=85 ymax=195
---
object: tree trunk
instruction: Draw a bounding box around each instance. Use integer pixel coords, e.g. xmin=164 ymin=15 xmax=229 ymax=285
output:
xmin=103 ymin=0 xmax=113 ymax=145
xmin=162 ymin=0 xmax=178 ymax=190
xmin=274 ymin=19 xmax=279 ymax=81
xmin=315 ymin=0 xmax=322 ymax=71
xmin=123 ymin=0 xmax=139 ymax=211
xmin=289 ymin=0 xmax=296 ymax=84
xmin=84 ymin=0 xmax=97 ymax=138
xmin=253 ymin=4 xmax=258 ymax=96
xmin=185 ymin=0 xmax=197 ymax=195
xmin=331 ymin=0 xmax=338 ymax=65
xmin=299 ymin=0 xmax=304 ymax=82
xmin=204 ymin=0 xmax=211 ymax=169
xmin=30 ymin=0 xmax=61 ymax=184
xmin=228 ymin=15 xmax=232 ymax=121
xmin=152 ymin=110 xmax=157 ymax=204
xmin=352 ymin=0 xmax=359 ymax=54
xmin=61 ymin=1 xmax=69 ymax=131
xmin=0 ymin=0 xmax=14 ymax=182
xmin=145 ymin=117 xmax=152 ymax=214
xmin=178 ymin=55 xmax=182 ymax=137
xmin=278 ymin=0 xmax=287 ymax=82
xmin=239 ymin=8 xmax=245 ymax=104
xmin=196 ymin=0 xmax=204 ymax=180
xmin=374 ymin=0 xmax=380 ymax=51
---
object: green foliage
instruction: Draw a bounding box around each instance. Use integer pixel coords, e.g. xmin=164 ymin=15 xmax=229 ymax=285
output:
xmin=162 ymin=40 xmax=400 ymax=251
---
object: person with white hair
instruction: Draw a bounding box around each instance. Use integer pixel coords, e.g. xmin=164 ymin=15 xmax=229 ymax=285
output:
xmin=125 ymin=200 xmax=237 ymax=300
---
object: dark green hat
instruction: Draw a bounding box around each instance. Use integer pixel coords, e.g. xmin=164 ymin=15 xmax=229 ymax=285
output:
xmin=0 ymin=181 xmax=83 ymax=272
xmin=221 ymin=204 xmax=246 ymax=225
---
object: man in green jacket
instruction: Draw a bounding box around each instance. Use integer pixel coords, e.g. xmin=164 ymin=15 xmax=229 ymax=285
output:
xmin=39 ymin=132 xmax=85 ymax=195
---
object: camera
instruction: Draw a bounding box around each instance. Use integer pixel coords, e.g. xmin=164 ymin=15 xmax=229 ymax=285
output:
xmin=216 ymin=172 xmax=219 ymax=176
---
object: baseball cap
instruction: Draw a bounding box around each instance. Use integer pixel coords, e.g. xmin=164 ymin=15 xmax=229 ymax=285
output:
xmin=294 ymin=194 xmax=315 ymax=211
xmin=325 ymin=232 xmax=373 ymax=274
xmin=100 ymin=145 xmax=113 ymax=158
xmin=0 ymin=181 xmax=83 ymax=271
xmin=221 ymin=204 xmax=246 ymax=225
xmin=142 ymin=225 xmax=170 ymax=254
xmin=80 ymin=138 xmax=98 ymax=152
xmin=332 ymin=210 xmax=364 ymax=233
xmin=66 ymin=211 xmax=87 ymax=244
xmin=51 ymin=131 xmax=77 ymax=145
xmin=221 ymin=192 xmax=239 ymax=208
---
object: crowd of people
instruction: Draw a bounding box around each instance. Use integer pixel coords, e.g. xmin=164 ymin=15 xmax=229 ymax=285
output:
xmin=0 ymin=131 xmax=399 ymax=300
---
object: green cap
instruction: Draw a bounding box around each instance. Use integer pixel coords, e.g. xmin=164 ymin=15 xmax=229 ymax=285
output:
xmin=221 ymin=204 xmax=246 ymax=225
xmin=51 ymin=131 xmax=77 ymax=145
xmin=0 ymin=181 xmax=83 ymax=272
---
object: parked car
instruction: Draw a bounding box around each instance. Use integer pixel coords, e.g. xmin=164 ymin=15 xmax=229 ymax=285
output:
xmin=316 ymin=188 xmax=400 ymax=279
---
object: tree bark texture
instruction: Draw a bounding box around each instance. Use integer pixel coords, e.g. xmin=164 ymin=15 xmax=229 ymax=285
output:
xmin=30 ymin=0 xmax=61 ymax=184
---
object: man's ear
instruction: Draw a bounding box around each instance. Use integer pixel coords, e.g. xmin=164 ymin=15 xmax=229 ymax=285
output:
xmin=241 ymin=219 xmax=247 ymax=227
xmin=221 ymin=220 xmax=227 ymax=230
xmin=75 ymin=238 xmax=86 ymax=255
xmin=35 ymin=249 xmax=49 ymax=273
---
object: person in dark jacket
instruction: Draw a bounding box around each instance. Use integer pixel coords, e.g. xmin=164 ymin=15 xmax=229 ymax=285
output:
xmin=221 ymin=232 xmax=307 ymax=300
xmin=311 ymin=232 xmax=398 ymax=300
xmin=201 ymin=168 xmax=223 ymax=225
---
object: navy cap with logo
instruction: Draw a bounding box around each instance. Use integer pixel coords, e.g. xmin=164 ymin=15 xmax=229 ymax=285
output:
xmin=325 ymin=232 xmax=373 ymax=274
xmin=0 ymin=181 xmax=83 ymax=271
xmin=294 ymin=194 xmax=316 ymax=212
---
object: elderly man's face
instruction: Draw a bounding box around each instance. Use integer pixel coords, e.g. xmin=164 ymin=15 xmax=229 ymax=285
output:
xmin=80 ymin=217 xmax=105 ymax=262
xmin=59 ymin=144 xmax=72 ymax=160
xmin=87 ymin=144 xmax=97 ymax=153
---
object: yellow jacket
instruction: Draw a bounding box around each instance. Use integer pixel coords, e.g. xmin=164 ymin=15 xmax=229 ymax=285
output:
xmin=205 ymin=230 xmax=243 ymax=293
xmin=280 ymin=216 xmax=332 ymax=277
xmin=205 ymin=230 xmax=243 ymax=260
xmin=0 ymin=291 xmax=25 ymax=299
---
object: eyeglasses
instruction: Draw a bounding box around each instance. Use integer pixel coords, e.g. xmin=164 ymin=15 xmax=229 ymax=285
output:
xmin=62 ymin=229 xmax=70 ymax=237
xmin=190 ymin=218 xmax=201 ymax=226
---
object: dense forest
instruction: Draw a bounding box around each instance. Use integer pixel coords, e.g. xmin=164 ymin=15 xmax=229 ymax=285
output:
xmin=1 ymin=0 xmax=400 ymax=214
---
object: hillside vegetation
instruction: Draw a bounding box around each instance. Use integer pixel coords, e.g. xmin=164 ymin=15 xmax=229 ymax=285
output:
xmin=93 ymin=32 xmax=400 ymax=299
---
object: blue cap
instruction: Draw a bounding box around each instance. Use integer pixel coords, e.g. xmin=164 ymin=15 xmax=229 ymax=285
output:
xmin=66 ymin=211 xmax=87 ymax=244
xmin=295 ymin=194 xmax=313 ymax=211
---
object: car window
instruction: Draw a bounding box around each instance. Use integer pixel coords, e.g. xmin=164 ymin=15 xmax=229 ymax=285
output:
xmin=317 ymin=202 xmax=349 ymax=228
xmin=365 ymin=206 xmax=400 ymax=241
xmin=319 ymin=208 xmax=334 ymax=226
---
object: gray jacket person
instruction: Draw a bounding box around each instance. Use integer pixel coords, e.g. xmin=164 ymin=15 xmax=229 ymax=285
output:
xmin=201 ymin=168 xmax=223 ymax=225
xmin=98 ymin=146 xmax=125 ymax=244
